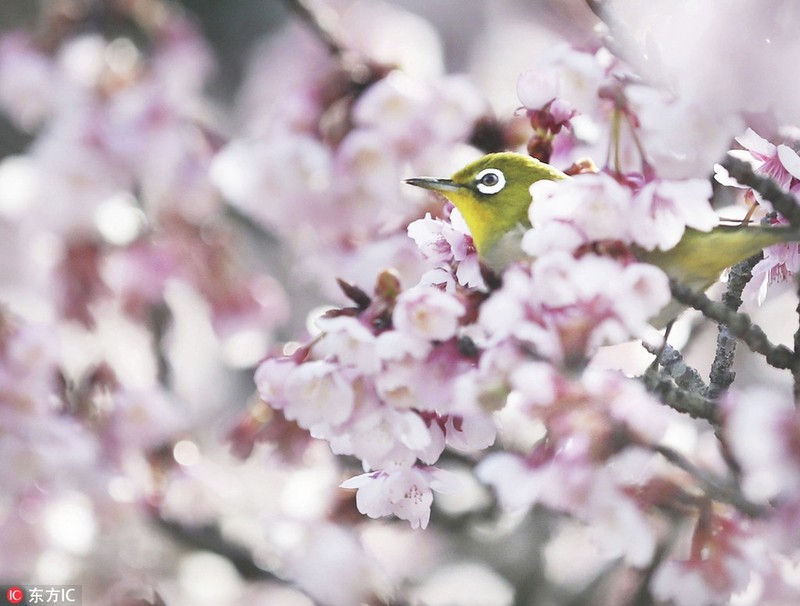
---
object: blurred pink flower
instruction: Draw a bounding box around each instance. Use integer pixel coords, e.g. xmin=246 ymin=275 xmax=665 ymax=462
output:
xmin=525 ymin=173 xmax=633 ymax=255
xmin=341 ymin=466 xmax=456 ymax=530
xmin=0 ymin=32 xmax=59 ymax=129
xmin=723 ymin=387 xmax=800 ymax=503
xmin=392 ymin=286 xmax=465 ymax=342
xmin=651 ymin=512 xmax=760 ymax=606
xmin=283 ymin=361 xmax=356 ymax=432
xmin=629 ymin=179 xmax=716 ymax=250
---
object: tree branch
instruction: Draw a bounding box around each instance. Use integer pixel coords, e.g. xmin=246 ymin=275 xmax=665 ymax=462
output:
xmin=704 ymin=254 xmax=762 ymax=399
xmin=150 ymin=301 xmax=172 ymax=388
xmin=642 ymin=341 xmax=707 ymax=393
xmin=650 ymin=444 xmax=766 ymax=518
xmin=641 ymin=368 xmax=717 ymax=422
xmin=670 ymin=280 xmax=800 ymax=372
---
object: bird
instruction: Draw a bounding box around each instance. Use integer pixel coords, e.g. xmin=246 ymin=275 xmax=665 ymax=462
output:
xmin=406 ymin=153 xmax=568 ymax=271
xmin=405 ymin=152 xmax=800 ymax=326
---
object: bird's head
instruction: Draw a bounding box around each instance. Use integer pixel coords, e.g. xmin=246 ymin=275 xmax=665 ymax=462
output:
xmin=405 ymin=152 xmax=566 ymax=256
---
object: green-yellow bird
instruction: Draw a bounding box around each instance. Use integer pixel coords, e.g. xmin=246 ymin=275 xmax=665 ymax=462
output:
xmin=406 ymin=152 xmax=800 ymax=324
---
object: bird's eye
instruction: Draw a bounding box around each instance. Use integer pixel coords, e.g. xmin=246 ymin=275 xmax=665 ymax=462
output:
xmin=475 ymin=168 xmax=506 ymax=195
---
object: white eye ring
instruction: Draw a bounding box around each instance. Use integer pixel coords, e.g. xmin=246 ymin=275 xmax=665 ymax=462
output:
xmin=475 ymin=168 xmax=506 ymax=195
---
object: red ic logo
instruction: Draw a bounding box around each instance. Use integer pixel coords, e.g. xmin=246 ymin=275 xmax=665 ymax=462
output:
xmin=6 ymin=586 xmax=24 ymax=604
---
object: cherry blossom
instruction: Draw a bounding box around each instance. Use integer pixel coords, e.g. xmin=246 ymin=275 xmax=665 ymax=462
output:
xmin=341 ymin=466 xmax=456 ymax=530
xmin=526 ymin=170 xmax=717 ymax=255
xmin=392 ymin=286 xmax=465 ymax=342
xmin=629 ymin=178 xmax=717 ymax=250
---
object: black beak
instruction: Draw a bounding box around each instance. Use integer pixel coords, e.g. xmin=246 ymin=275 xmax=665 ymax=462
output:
xmin=404 ymin=177 xmax=462 ymax=193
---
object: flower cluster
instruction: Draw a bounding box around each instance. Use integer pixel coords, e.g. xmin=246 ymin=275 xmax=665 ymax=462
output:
xmin=0 ymin=3 xmax=288 ymax=602
xmin=255 ymin=275 xmax=491 ymax=529
xmin=0 ymin=10 xmax=285 ymax=339
xmin=247 ymin=11 xmax=800 ymax=605
xmin=211 ymin=2 xmax=490 ymax=294
xmin=525 ymin=171 xmax=717 ymax=254
xmin=254 ymin=212 xmax=676 ymax=531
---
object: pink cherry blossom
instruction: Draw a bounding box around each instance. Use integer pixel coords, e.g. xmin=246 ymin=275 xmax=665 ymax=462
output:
xmin=0 ymin=32 xmax=59 ymax=129
xmin=478 ymin=253 xmax=669 ymax=363
xmin=283 ymin=361 xmax=356 ymax=431
xmin=341 ymin=466 xmax=456 ymax=530
xmin=392 ymin=286 xmax=465 ymax=342
xmin=525 ymin=173 xmax=633 ymax=255
xmin=313 ymin=315 xmax=380 ymax=375
xmin=629 ymin=179 xmax=717 ymax=250
xmin=407 ymin=210 xmax=484 ymax=290
xmin=736 ymin=128 xmax=800 ymax=189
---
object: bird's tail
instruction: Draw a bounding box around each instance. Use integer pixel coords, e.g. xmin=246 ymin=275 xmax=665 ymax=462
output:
xmin=635 ymin=225 xmax=800 ymax=292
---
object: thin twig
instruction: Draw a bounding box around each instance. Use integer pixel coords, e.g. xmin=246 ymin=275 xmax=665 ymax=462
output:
xmin=282 ymin=0 xmax=344 ymax=57
xmin=651 ymin=444 xmax=766 ymax=518
xmin=704 ymin=254 xmax=762 ymax=399
xmin=150 ymin=301 xmax=172 ymax=388
xmin=642 ymin=341 xmax=707 ymax=393
xmin=641 ymin=368 xmax=717 ymax=422
xmin=670 ymin=280 xmax=800 ymax=372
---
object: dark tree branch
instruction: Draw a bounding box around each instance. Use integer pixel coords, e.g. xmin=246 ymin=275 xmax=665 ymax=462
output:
xmin=670 ymin=280 xmax=800 ymax=372
xmin=150 ymin=301 xmax=173 ymax=388
xmin=629 ymin=538 xmax=676 ymax=606
xmin=642 ymin=341 xmax=707 ymax=393
xmin=641 ymin=368 xmax=717 ymax=422
xmin=704 ymin=254 xmax=762 ymax=399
